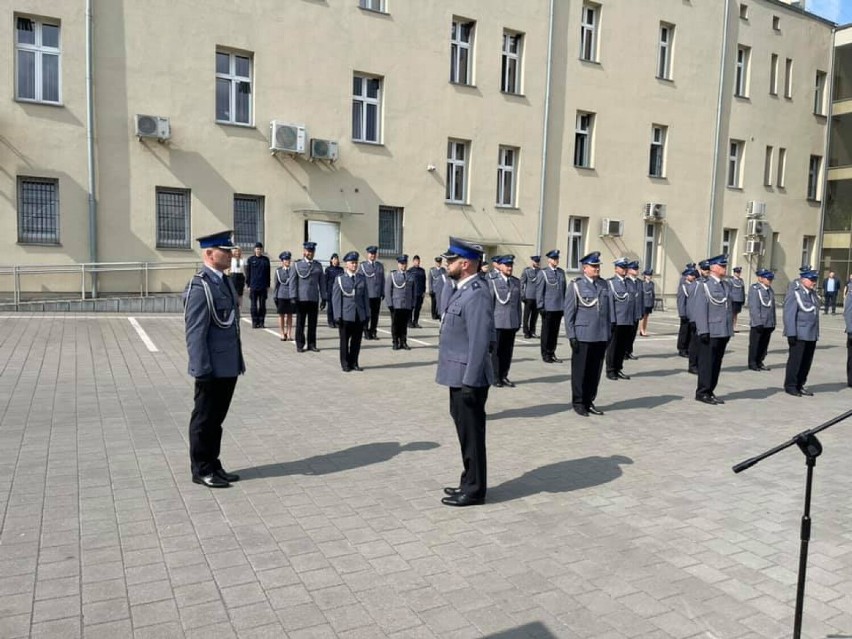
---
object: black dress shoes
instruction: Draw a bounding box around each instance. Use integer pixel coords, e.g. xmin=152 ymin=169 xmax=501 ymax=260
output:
xmin=192 ymin=474 xmax=230 ymax=488
xmin=392 ymin=344 xmax=401 ymax=351
xmin=799 ymin=387 xmax=814 ymax=396
xmin=493 ymin=380 xmax=504 ymax=388
xmin=342 ymin=366 xmax=351 ymax=372
xmin=443 ymin=486 xmax=462 ymax=496
xmin=573 ymin=405 xmax=589 ymax=417
xmin=678 ymin=350 xmax=688 ymax=358
xmin=758 ymin=364 xmax=771 ymax=371
xmin=688 ymin=367 xmax=698 ymax=375
xmin=695 ymin=395 xmax=720 ymax=405
xmin=711 ymin=395 xmax=725 ymax=405
xmin=785 ymin=388 xmax=802 ymax=397
xmin=606 ymin=373 xmax=618 ymax=381
xmin=351 ymin=365 xmax=363 ymax=372
xmin=501 ymin=378 xmax=516 ymax=388
xmin=587 ymin=405 xmax=604 ymax=416
xmin=616 ymin=371 xmax=631 ymax=380
xmin=296 ymin=347 xmax=305 ymax=353
xmin=551 ymin=356 xmax=563 ymax=364
xmin=441 ymin=493 xmax=484 ymax=507
xmin=308 ymin=346 xmax=320 ymax=352
xmin=625 ymin=353 xmax=638 ymax=360
xmin=748 ymin=365 xmax=761 ymax=371
xmin=215 ymin=468 xmax=240 ymax=482
xmin=402 ymin=343 xmax=412 ymax=350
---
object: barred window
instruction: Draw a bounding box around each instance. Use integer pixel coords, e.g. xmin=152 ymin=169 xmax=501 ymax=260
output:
xmin=234 ymin=195 xmax=264 ymax=249
xmin=156 ymin=188 xmax=190 ymax=249
xmin=18 ymin=177 xmax=59 ymax=244
xmin=378 ymin=206 xmax=403 ymax=256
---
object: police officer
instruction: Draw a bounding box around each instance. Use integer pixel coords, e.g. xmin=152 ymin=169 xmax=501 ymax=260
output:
xmin=783 ymin=269 xmax=820 ymax=396
xmin=693 ymin=254 xmax=733 ymax=405
xmin=747 ymin=269 xmax=776 ymax=371
xmin=183 ymin=230 xmax=245 ymax=488
xmin=729 ymin=266 xmax=746 ymax=332
xmin=686 ymin=260 xmax=710 ymax=374
xmin=487 ymin=256 xmax=502 ymax=281
xmin=564 ymin=252 xmax=611 ymax=417
xmin=385 ymin=254 xmax=416 ymax=350
xmin=639 ymin=268 xmax=656 ymax=336
xmin=676 ymin=266 xmax=697 ymax=357
xmin=624 ymin=260 xmax=643 ymax=360
xmin=408 ymin=255 xmax=427 ymax=328
xmin=606 ymin=257 xmax=633 ymax=380
xmin=490 ymin=255 xmax=522 ymax=388
xmin=324 ymin=254 xmax=344 ymax=328
xmin=292 ymin=241 xmax=327 ymax=353
xmin=429 ymin=257 xmax=447 ymax=320
xmin=437 ymin=237 xmax=494 ymax=507
xmin=536 ymin=250 xmax=567 ymax=363
xmin=332 ymin=251 xmax=370 ymax=372
xmin=273 ymin=251 xmax=295 ymax=341
xmin=521 ymin=256 xmax=542 ymax=338
xmin=360 ymin=246 xmax=385 ymax=340
xmin=845 ymin=282 xmax=852 ymax=387
xmin=244 ymin=242 xmax=271 ymax=328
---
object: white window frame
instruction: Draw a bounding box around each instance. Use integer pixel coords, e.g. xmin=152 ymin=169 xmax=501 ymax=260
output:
xmin=446 ymin=139 xmax=469 ymax=204
xmin=566 ymin=217 xmax=586 ymax=272
xmin=501 ymin=31 xmax=522 ymax=94
xmin=657 ymin=23 xmax=674 ymax=80
xmin=644 ymin=223 xmax=657 ymax=271
xmin=764 ymin=145 xmax=774 ymax=186
xmin=739 ymin=3 xmax=749 ymax=20
xmin=215 ymin=49 xmax=252 ymax=125
xmin=772 ymin=16 xmax=781 ymax=31
xmin=784 ymin=58 xmax=793 ymax=99
xmin=359 ymin=0 xmax=386 ymax=12
xmin=807 ymin=155 xmax=822 ymax=201
xmin=721 ymin=228 xmax=736 ymax=258
xmin=352 ymin=74 xmax=382 ymax=144
xmin=15 ymin=16 xmax=61 ymax=104
xmin=649 ymin=125 xmax=667 ymax=178
xmin=728 ymin=140 xmax=744 ymax=189
xmin=496 ymin=146 xmax=518 ymax=208
xmin=579 ymin=4 xmax=599 ymax=62
xmin=801 ymin=236 xmax=814 ymax=268
xmin=777 ymin=147 xmax=787 ymax=188
xmin=450 ymin=19 xmax=475 ymax=85
xmin=574 ymin=112 xmax=594 ymax=168
xmin=814 ymin=71 xmax=827 ymax=116
xmin=770 ymin=54 xmax=779 ymax=96
xmin=735 ymin=45 xmax=750 ymax=98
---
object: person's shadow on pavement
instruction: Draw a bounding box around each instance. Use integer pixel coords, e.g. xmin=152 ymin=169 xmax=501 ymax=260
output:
xmin=487 ymin=455 xmax=633 ymax=503
xmin=235 ymin=441 xmax=440 ymax=479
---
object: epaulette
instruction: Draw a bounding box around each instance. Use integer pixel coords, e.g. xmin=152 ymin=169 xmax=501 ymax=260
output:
xmin=573 ymin=276 xmax=581 ymax=282
xmin=471 ymin=281 xmax=481 ymax=290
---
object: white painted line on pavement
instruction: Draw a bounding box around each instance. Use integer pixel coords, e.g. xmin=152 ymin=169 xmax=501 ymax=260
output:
xmin=376 ymin=327 xmax=432 ymax=346
xmin=128 ymin=317 xmax=159 ymax=352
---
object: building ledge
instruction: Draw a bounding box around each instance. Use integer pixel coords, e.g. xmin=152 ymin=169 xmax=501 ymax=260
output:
xmin=828 ymin=166 xmax=852 ymax=181
xmin=833 ymin=98 xmax=852 ymax=116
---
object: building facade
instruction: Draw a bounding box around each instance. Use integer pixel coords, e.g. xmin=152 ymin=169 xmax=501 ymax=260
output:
xmin=0 ymin=0 xmax=834 ymax=300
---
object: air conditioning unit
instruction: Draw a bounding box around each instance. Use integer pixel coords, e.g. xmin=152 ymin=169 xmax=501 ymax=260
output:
xmin=601 ymin=218 xmax=624 ymax=237
xmin=745 ymin=239 xmax=764 ymax=255
xmin=746 ymin=219 xmax=765 ymax=236
xmin=310 ymin=138 xmax=339 ymax=162
xmin=643 ymin=202 xmax=665 ymax=221
xmin=746 ymin=201 xmax=767 ymax=218
xmin=135 ymin=114 xmax=171 ymax=141
xmin=270 ymin=121 xmax=307 ymax=154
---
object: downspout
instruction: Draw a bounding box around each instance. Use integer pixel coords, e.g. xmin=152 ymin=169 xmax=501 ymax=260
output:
xmin=815 ymin=27 xmax=837 ymax=273
xmin=86 ymin=0 xmax=98 ymax=296
xmin=707 ymin=0 xmax=732 ymax=256
xmin=536 ymin=0 xmax=555 ymax=255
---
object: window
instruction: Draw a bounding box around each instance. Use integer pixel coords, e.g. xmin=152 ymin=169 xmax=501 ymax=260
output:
xmin=496 ymin=146 xmax=518 ymax=207
xmin=359 ymin=0 xmax=385 ymax=12
xmin=657 ymin=23 xmax=674 ymax=80
xmin=649 ymin=125 xmax=667 ymax=178
xmin=234 ymin=195 xmax=264 ymax=248
xmin=772 ymin=15 xmax=780 ymax=31
xmin=501 ymin=31 xmax=523 ymax=94
xmin=784 ymin=58 xmax=793 ymax=98
xmin=770 ymin=54 xmax=779 ymax=95
xmin=739 ymin=3 xmax=749 ymax=20
xmin=644 ymin=223 xmax=658 ymax=271
xmin=814 ymin=71 xmax=827 ymax=115
xmin=764 ymin=145 xmax=774 ymax=186
xmin=446 ymin=139 xmax=469 ymax=203
xmin=735 ymin=46 xmax=750 ymax=98
xmin=807 ymin=155 xmax=822 ymax=201
xmin=15 ymin=16 xmax=60 ymax=104
xmin=352 ymin=74 xmax=382 ymax=143
xmin=579 ymin=4 xmax=599 ymax=62
xmin=770 ymin=232 xmax=780 ymax=270
xmin=215 ymin=50 xmax=252 ymax=125
xmin=801 ymin=236 xmax=814 ymax=268
xmin=450 ymin=19 xmax=475 ymax=85
xmin=18 ymin=177 xmax=59 ymax=244
xmin=155 ymin=188 xmax=190 ymax=249
xmin=728 ymin=140 xmax=744 ymax=188
xmin=378 ymin=206 xmax=403 ymax=256
xmin=777 ymin=147 xmax=787 ymax=188
xmin=722 ymin=228 xmax=737 ymax=258
xmin=574 ymin=112 xmax=594 ymax=168
xmin=566 ymin=217 xmax=586 ymax=272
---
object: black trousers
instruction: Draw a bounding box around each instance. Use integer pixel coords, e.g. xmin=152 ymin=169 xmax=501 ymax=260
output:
xmin=688 ymin=322 xmax=700 ymax=369
xmin=677 ymin=317 xmax=691 ymax=352
xmin=523 ymin=299 xmax=539 ymax=336
xmin=429 ymin=293 xmax=439 ymax=319
xmin=825 ymin=292 xmax=838 ymax=314
xmin=366 ymin=298 xmax=381 ymax=336
xmin=391 ymin=308 xmax=411 ymax=345
xmin=411 ymin=295 xmax=424 ymax=326
xmin=189 ymin=377 xmax=237 ymax=477
xmin=338 ymin=320 xmax=365 ymax=369
xmin=491 ymin=328 xmax=517 ymax=380
xmin=785 ymin=339 xmax=816 ymax=391
xmin=571 ymin=341 xmax=607 ymax=409
xmin=696 ymin=336 xmax=729 ymax=397
xmin=449 ymin=386 xmax=488 ymax=499
xmin=605 ymin=324 xmax=632 ymax=374
xmin=748 ymin=326 xmax=774 ymax=367
xmin=326 ymin=302 xmax=336 ymax=327
xmin=540 ymin=310 xmax=562 ymax=358
xmin=295 ymin=301 xmax=319 ymax=348
xmin=626 ymin=320 xmax=639 ymax=355
xmin=249 ymin=288 xmax=267 ymax=326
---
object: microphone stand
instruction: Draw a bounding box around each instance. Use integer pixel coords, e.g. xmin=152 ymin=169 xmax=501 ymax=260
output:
xmin=732 ymin=409 xmax=852 ymax=639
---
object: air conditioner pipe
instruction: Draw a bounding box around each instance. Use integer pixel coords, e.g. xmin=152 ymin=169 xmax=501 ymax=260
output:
xmin=708 ymin=0 xmax=732 ymax=256
xmin=86 ymin=0 xmax=98 ymax=297
xmin=536 ymin=0 xmax=555 ymax=255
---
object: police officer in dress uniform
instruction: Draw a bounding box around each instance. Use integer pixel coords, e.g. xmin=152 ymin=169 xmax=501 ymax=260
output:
xmin=624 ymin=260 xmax=642 ymax=360
xmin=729 ymin=266 xmax=746 ymax=332
xmin=488 ymin=256 xmax=502 ymax=281
xmin=536 ymin=250 xmax=567 ymax=363
xmin=273 ymin=251 xmax=295 ymax=341
xmin=677 ymin=266 xmax=697 ymax=357
xmin=292 ymin=241 xmax=327 ymax=353
xmin=429 ymin=257 xmax=447 ymax=320
xmin=606 ymin=257 xmax=634 ymax=380
xmin=245 ymin=242 xmax=271 ymax=328
xmin=183 ymin=230 xmax=245 ymax=488
xmin=408 ymin=255 xmax=427 ymax=328
xmin=332 ymin=251 xmax=370 ymax=372
xmin=490 ymin=255 xmax=522 ymax=388
xmin=385 ymin=254 xmax=416 ymax=350
xmin=844 ymin=284 xmax=852 ymax=387
xmin=521 ymin=256 xmax=542 ymax=338
xmin=639 ymin=268 xmax=656 ymax=336
xmin=783 ymin=269 xmax=820 ymax=396
xmin=686 ymin=261 xmax=710 ymax=374
xmin=324 ymin=254 xmax=344 ymax=328
xmin=564 ymin=252 xmax=611 ymax=417
xmin=693 ymin=254 xmax=733 ymax=405
xmin=360 ymin=246 xmax=385 ymax=340
xmin=747 ymin=269 xmax=776 ymax=371
xmin=437 ymin=237 xmax=494 ymax=507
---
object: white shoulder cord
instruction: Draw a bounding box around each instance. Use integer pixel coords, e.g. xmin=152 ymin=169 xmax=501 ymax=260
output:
xmin=543 ymin=269 xmax=560 ymax=287
xmin=491 ymin=278 xmax=511 ymax=305
xmin=391 ymin=271 xmax=406 ymax=289
xmin=574 ymin=281 xmax=599 ymax=307
xmin=731 ymin=277 xmax=744 ymax=288
xmin=757 ymin=285 xmax=772 ymax=308
xmin=702 ymin=281 xmax=728 ymax=306
xmin=794 ymin=289 xmax=816 ymax=313
xmin=276 ymin=268 xmax=291 ymax=285
xmin=336 ymin=276 xmax=355 ymax=298
xmin=608 ymin=279 xmax=628 ymax=302
xmin=681 ymin=283 xmax=689 ymax=298
xmin=359 ymin=262 xmax=377 ymax=278
xmin=184 ymin=275 xmax=236 ymax=329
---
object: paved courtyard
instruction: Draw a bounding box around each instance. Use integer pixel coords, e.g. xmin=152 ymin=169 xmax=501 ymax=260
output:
xmin=1 ymin=307 xmax=852 ymax=638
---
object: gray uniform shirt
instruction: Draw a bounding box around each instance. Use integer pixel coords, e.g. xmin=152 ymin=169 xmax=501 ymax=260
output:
xmin=608 ymin=276 xmax=634 ymax=326
xmin=273 ymin=266 xmax=294 ymax=300
xmin=385 ymin=270 xmax=416 ymax=310
xmin=536 ymin=267 xmax=567 ymax=311
xmin=430 ymin=266 xmax=447 ymax=299
xmin=491 ymin=274 xmax=522 ymax=330
xmin=783 ymin=282 xmax=820 ymax=341
xmin=747 ymin=283 xmax=776 ymax=328
xmin=729 ymin=276 xmax=746 ymax=303
xmin=677 ymin=279 xmax=694 ymax=318
xmin=693 ymin=276 xmax=734 ymax=338
xmin=332 ymin=273 xmax=370 ymax=323
xmin=564 ymin=276 xmax=611 ymax=342
xmin=520 ymin=266 xmax=542 ymax=301
xmin=436 ymin=275 xmax=495 ymax=388
xmin=846 ymin=290 xmax=852 ymax=334
xmin=359 ymin=259 xmax=385 ymax=299
xmin=291 ymin=259 xmax=327 ymax=303
xmin=628 ymin=277 xmax=643 ymax=322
